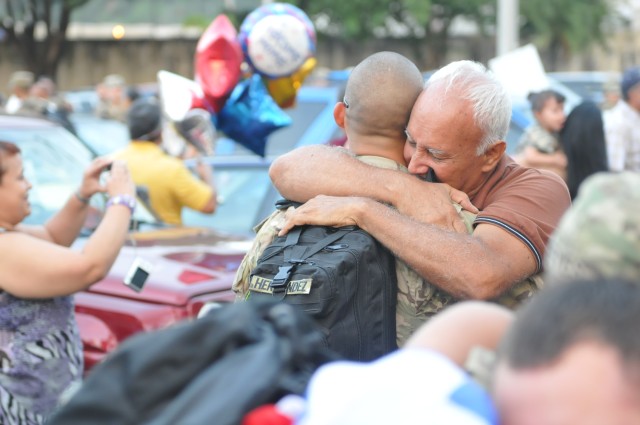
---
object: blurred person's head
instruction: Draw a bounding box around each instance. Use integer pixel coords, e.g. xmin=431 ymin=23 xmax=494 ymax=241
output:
xmin=493 ymin=278 xmax=640 ymax=425
xmin=101 ymin=74 xmax=126 ymax=102
xmin=7 ymin=71 xmax=34 ymax=99
xmin=127 ymin=98 xmax=162 ymax=142
xmin=558 ymin=101 xmax=609 ymax=200
xmin=335 ymin=51 xmax=423 ymax=166
xmin=527 ymin=90 xmax=566 ymax=133
xmin=544 ymin=171 xmax=640 ymax=283
xmin=621 ymin=66 xmax=640 ymax=111
xmin=30 ymin=76 xmax=56 ymax=99
xmin=126 ymin=86 xmax=141 ymax=104
xmin=405 ymin=60 xmax=510 ymax=195
xmin=602 ymin=76 xmax=621 ymax=110
xmin=0 ymin=141 xmax=32 ymax=227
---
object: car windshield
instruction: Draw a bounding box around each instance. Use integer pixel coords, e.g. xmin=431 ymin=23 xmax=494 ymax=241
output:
xmin=183 ymin=163 xmax=275 ymax=236
xmin=71 ymin=112 xmax=130 ymax=156
xmin=0 ymin=125 xmax=158 ymax=227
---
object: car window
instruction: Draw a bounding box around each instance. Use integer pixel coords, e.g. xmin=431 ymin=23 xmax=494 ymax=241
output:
xmin=182 ymin=165 xmax=275 ymax=236
xmin=1 ymin=127 xmax=91 ymax=224
xmin=0 ymin=125 xmax=158 ymax=227
xmin=215 ymin=98 xmax=336 ymax=157
xmin=71 ymin=113 xmax=130 ymax=156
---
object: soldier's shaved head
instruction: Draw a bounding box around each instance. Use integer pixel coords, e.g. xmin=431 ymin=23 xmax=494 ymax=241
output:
xmin=342 ymin=52 xmax=423 ymax=147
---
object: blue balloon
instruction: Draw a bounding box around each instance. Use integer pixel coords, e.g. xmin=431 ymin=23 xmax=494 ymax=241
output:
xmin=217 ymin=74 xmax=292 ymax=156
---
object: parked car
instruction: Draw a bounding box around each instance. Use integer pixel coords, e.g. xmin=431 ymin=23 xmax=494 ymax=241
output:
xmin=183 ymin=85 xmax=342 ymax=233
xmin=0 ymin=83 xmax=341 ymax=371
xmin=0 ymin=113 xmax=252 ymax=373
xmin=66 ymin=84 xmax=342 ymax=234
xmin=548 ymin=71 xmax=620 ymax=108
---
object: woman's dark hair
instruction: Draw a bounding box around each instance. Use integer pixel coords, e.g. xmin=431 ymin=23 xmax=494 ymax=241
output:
xmin=560 ymin=101 xmax=609 ymax=200
xmin=527 ymin=89 xmax=566 ymax=112
xmin=0 ymin=141 xmax=20 ymax=184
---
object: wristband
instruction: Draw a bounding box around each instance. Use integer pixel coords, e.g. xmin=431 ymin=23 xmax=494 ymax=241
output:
xmin=74 ymin=191 xmax=91 ymax=204
xmin=106 ymin=194 xmax=136 ymax=215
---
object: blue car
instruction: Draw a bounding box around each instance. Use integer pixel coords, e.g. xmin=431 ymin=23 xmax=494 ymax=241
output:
xmin=182 ymin=85 xmax=342 ymax=235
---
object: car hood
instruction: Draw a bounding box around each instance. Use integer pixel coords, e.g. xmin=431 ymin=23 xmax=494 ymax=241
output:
xmin=75 ymin=226 xmax=253 ymax=306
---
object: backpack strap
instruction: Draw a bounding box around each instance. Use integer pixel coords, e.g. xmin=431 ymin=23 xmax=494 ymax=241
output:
xmin=271 ymin=226 xmax=353 ymax=292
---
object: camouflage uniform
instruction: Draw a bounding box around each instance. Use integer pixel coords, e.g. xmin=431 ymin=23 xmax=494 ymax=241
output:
xmin=516 ymin=123 xmax=560 ymax=154
xmin=395 ymin=205 xmax=542 ymax=346
xmin=233 ymin=155 xmax=542 ymax=346
xmin=232 ymin=207 xmax=293 ymax=301
xmin=232 ymin=154 xmax=408 ymax=301
xmin=545 ymin=171 xmax=640 ymax=283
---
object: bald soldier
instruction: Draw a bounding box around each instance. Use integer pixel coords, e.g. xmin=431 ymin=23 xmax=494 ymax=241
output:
xmin=233 ymin=52 xmax=479 ymax=345
xmin=272 ymin=61 xmax=570 ymax=330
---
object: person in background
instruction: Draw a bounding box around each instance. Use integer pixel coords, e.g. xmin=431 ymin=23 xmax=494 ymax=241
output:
xmin=19 ymin=76 xmax=76 ymax=135
xmin=603 ymin=66 xmax=640 ymax=172
xmin=493 ymin=278 xmax=640 ymax=425
xmin=514 ymin=90 xmax=567 ymax=179
xmin=0 ymin=141 xmax=136 ymax=424
xmin=558 ymin=101 xmax=609 ymax=200
xmin=601 ymin=76 xmax=621 ymax=110
xmin=544 ymin=171 xmax=640 ymax=284
xmin=95 ymin=74 xmax=129 ymax=122
xmin=113 ymin=97 xmax=216 ymax=225
xmin=3 ymin=71 xmax=34 ymax=114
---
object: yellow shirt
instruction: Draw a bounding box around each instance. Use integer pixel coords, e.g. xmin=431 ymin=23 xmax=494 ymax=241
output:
xmin=113 ymin=142 xmax=213 ymax=225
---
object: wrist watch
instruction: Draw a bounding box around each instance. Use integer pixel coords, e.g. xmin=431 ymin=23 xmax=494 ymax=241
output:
xmin=106 ymin=194 xmax=136 ymax=215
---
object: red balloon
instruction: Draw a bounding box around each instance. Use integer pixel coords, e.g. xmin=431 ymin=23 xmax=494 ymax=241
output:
xmin=195 ymin=15 xmax=243 ymax=113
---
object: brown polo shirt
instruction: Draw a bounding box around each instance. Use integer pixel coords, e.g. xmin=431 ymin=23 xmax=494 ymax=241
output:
xmin=472 ymin=155 xmax=571 ymax=272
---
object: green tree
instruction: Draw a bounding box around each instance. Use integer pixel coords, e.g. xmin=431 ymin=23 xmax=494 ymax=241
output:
xmin=290 ymin=0 xmax=494 ymax=68
xmin=400 ymin=0 xmax=494 ymax=67
xmin=520 ymin=0 xmax=615 ymax=70
xmin=0 ymin=0 xmax=90 ymax=80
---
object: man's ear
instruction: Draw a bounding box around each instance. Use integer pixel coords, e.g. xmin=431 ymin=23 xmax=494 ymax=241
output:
xmin=481 ymin=141 xmax=507 ymax=172
xmin=333 ymin=102 xmax=346 ymax=129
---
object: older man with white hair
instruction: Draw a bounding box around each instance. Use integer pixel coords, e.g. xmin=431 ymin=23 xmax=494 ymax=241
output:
xmin=270 ymin=60 xmax=570 ymax=313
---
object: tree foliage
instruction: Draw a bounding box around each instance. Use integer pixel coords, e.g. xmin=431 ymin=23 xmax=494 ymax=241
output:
xmin=290 ymin=0 xmax=494 ymax=67
xmin=0 ymin=0 xmax=90 ymax=80
xmin=290 ymin=0 xmax=618 ymax=69
xmin=520 ymin=0 xmax=615 ymax=70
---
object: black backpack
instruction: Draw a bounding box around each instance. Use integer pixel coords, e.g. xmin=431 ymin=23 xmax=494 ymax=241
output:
xmin=48 ymin=301 xmax=339 ymax=425
xmin=248 ymin=201 xmax=398 ymax=361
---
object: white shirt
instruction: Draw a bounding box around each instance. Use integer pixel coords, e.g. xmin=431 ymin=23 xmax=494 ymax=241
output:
xmin=4 ymin=95 xmax=23 ymax=114
xmin=298 ymin=349 xmax=498 ymax=425
xmin=603 ymin=100 xmax=640 ymax=172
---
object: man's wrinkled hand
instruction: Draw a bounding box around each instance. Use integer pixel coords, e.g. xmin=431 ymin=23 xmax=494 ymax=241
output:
xmin=395 ymin=182 xmax=477 ymax=233
xmin=279 ymin=195 xmax=364 ymax=236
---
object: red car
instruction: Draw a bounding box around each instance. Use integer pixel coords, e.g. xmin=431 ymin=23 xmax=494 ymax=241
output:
xmin=0 ymin=114 xmax=251 ymax=372
xmin=0 ymin=85 xmax=341 ymax=372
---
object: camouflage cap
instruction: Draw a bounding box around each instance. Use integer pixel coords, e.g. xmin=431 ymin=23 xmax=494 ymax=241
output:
xmin=545 ymin=171 xmax=640 ymax=283
xmin=103 ymin=74 xmax=125 ymax=87
xmin=8 ymin=70 xmax=34 ymax=90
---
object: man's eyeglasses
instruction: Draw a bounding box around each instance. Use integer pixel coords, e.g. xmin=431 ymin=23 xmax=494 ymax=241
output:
xmin=343 ymin=97 xmax=350 ymax=109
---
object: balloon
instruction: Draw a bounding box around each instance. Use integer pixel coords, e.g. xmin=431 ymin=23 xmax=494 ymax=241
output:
xmin=176 ymin=108 xmax=217 ymax=156
xmin=265 ymin=57 xmax=317 ymax=109
xmin=157 ymin=70 xmax=206 ymax=122
xmin=195 ymin=14 xmax=244 ymax=113
xmin=217 ymin=74 xmax=292 ymax=157
xmin=239 ymin=3 xmax=316 ymax=78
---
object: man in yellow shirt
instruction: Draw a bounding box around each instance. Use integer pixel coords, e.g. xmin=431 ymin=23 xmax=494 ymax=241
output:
xmin=114 ymin=98 xmax=216 ymax=225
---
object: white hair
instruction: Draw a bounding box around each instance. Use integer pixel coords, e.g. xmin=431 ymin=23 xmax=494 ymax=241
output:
xmin=427 ymin=60 xmax=511 ymax=155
